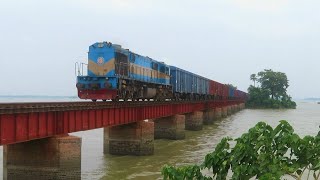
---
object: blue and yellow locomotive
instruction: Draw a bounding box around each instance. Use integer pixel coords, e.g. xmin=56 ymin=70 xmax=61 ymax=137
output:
xmin=76 ymin=42 xmax=172 ymax=101
xmin=77 ymin=41 xmax=248 ymax=102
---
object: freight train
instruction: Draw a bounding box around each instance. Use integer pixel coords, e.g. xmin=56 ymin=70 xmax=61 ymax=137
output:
xmin=76 ymin=41 xmax=247 ymax=102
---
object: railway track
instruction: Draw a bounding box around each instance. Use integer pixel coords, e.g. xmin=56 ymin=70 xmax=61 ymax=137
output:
xmin=0 ymin=100 xmax=227 ymax=114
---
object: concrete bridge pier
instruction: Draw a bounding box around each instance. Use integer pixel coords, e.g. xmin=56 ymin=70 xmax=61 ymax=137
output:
xmin=185 ymin=111 xmax=203 ymax=131
xmin=215 ymin=108 xmax=222 ymax=119
xmin=234 ymin=105 xmax=239 ymax=112
xmin=3 ymin=135 xmax=81 ymax=180
xmin=227 ymin=106 xmax=232 ymax=116
xmin=231 ymin=105 xmax=236 ymax=113
xmin=222 ymin=107 xmax=228 ymax=118
xmin=239 ymin=103 xmax=245 ymax=110
xmin=203 ymin=109 xmax=215 ymax=125
xmin=154 ymin=115 xmax=185 ymax=140
xmin=231 ymin=105 xmax=235 ymax=113
xmin=104 ymin=121 xmax=154 ymax=155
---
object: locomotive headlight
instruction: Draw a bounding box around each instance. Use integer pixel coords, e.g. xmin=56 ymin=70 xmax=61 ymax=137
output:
xmin=76 ymin=83 xmax=84 ymax=89
xmin=89 ymin=83 xmax=100 ymax=89
xmin=104 ymin=82 xmax=112 ymax=88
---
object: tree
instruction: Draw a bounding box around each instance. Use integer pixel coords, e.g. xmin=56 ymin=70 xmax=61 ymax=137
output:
xmin=250 ymin=74 xmax=257 ymax=87
xmin=257 ymin=69 xmax=288 ymax=100
xmin=246 ymin=85 xmax=270 ymax=107
xmin=247 ymin=69 xmax=296 ymax=109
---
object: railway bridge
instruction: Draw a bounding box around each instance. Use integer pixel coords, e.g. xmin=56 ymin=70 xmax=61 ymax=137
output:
xmin=0 ymin=100 xmax=245 ymax=179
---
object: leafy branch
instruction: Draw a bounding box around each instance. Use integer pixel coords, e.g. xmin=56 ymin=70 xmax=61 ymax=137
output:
xmin=162 ymin=121 xmax=320 ymax=180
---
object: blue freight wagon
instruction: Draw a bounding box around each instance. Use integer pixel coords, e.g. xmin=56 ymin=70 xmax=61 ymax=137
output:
xmin=170 ymin=66 xmax=209 ymax=100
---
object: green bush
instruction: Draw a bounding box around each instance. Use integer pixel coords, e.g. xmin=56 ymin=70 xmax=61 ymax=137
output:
xmin=162 ymin=121 xmax=320 ymax=180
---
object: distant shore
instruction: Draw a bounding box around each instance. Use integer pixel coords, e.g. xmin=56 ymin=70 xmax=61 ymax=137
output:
xmin=304 ymin=98 xmax=320 ymax=101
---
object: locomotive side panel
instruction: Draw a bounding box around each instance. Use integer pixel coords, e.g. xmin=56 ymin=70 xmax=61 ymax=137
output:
xmin=128 ymin=54 xmax=170 ymax=85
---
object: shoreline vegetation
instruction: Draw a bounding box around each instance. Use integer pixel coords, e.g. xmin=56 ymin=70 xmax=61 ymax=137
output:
xmin=162 ymin=121 xmax=320 ymax=180
xmin=246 ymin=69 xmax=296 ymax=109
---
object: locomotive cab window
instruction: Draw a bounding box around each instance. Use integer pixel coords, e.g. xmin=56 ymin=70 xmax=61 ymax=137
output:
xmin=152 ymin=62 xmax=158 ymax=70
xmin=115 ymin=52 xmax=128 ymax=63
xmin=165 ymin=67 xmax=169 ymax=75
xmin=129 ymin=53 xmax=135 ymax=63
xmin=160 ymin=66 xmax=165 ymax=73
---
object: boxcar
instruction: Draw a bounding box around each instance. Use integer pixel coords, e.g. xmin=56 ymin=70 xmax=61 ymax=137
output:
xmin=170 ymin=66 xmax=209 ymax=100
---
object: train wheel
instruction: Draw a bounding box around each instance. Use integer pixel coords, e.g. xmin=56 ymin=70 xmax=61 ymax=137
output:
xmin=92 ymin=99 xmax=97 ymax=102
xmin=102 ymin=99 xmax=107 ymax=102
xmin=175 ymin=94 xmax=179 ymax=101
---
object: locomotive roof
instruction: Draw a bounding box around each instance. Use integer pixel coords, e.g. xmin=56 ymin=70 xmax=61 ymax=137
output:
xmin=91 ymin=41 xmax=169 ymax=66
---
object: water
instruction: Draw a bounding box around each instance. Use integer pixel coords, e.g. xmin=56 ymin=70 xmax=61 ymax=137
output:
xmin=0 ymin=97 xmax=319 ymax=179
xmin=0 ymin=95 xmax=80 ymax=102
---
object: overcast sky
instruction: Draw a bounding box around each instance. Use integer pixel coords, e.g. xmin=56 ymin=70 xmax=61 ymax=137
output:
xmin=0 ymin=0 xmax=319 ymax=99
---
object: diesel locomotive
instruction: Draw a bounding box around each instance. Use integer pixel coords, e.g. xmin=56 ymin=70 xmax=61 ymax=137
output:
xmin=76 ymin=41 xmax=247 ymax=101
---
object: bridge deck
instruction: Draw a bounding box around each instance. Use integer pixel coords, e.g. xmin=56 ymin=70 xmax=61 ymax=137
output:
xmin=0 ymin=100 xmax=243 ymax=145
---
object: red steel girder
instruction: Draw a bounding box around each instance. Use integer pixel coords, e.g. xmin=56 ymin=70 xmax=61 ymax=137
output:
xmin=0 ymin=100 xmax=244 ymax=145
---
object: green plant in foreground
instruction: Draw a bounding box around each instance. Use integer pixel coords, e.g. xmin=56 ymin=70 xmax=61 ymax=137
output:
xmin=162 ymin=121 xmax=320 ymax=180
